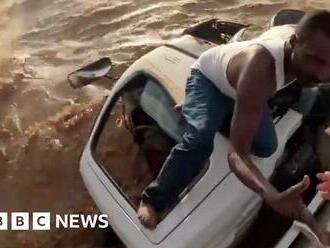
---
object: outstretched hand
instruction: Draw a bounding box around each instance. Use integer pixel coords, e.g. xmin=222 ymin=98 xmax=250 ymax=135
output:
xmin=268 ymin=177 xmax=330 ymax=246
xmin=227 ymin=152 xmax=309 ymax=220
xmin=317 ymin=171 xmax=330 ymax=200
xmin=264 ymin=175 xmax=310 ymax=220
xmin=228 ymin=152 xmax=330 ymax=246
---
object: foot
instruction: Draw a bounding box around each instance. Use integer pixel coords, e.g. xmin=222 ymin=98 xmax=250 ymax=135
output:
xmin=137 ymin=200 xmax=158 ymax=229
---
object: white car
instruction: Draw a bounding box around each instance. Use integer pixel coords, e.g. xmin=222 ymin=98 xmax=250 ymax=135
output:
xmin=68 ymin=9 xmax=329 ymax=248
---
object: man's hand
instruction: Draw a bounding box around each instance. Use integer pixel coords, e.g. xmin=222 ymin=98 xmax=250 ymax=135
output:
xmin=317 ymin=171 xmax=330 ymax=200
xmin=227 ymin=152 xmax=329 ymax=246
xmin=266 ymin=178 xmax=330 ymax=246
xmin=263 ymin=175 xmax=310 ymax=220
xmin=228 ymin=151 xmax=310 ymax=220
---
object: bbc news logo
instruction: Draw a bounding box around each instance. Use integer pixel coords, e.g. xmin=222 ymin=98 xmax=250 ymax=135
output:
xmin=0 ymin=212 xmax=109 ymax=230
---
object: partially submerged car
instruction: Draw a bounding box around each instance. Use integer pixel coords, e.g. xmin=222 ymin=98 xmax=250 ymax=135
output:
xmin=68 ymin=9 xmax=330 ymax=248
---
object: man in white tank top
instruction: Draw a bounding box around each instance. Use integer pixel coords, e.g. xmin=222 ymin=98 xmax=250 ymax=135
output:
xmin=138 ymin=11 xmax=330 ymax=242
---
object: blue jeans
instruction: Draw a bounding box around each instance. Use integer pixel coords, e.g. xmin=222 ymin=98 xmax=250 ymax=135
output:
xmin=142 ymin=69 xmax=278 ymax=212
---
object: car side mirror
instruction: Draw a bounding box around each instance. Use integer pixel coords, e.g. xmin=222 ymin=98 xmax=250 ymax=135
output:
xmin=67 ymin=57 xmax=112 ymax=88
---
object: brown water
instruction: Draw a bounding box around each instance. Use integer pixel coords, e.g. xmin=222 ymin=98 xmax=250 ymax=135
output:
xmin=0 ymin=0 xmax=330 ymax=247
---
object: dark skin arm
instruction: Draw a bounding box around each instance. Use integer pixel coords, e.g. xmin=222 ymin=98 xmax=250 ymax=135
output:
xmin=228 ymin=45 xmax=278 ymax=196
xmin=227 ymin=45 xmax=329 ymax=245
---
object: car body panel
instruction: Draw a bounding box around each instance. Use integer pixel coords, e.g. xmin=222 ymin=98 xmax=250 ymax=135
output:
xmin=80 ymin=109 xmax=302 ymax=248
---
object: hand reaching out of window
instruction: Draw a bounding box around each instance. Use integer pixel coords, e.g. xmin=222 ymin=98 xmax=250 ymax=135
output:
xmin=317 ymin=171 xmax=330 ymax=200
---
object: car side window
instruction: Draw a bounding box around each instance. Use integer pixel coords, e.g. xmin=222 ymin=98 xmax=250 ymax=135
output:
xmin=93 ymin=77 xmax=184 ymax=209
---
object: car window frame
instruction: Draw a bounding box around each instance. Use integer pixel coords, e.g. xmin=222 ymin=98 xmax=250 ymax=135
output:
xmin=90 ymin=71 xmax=181 ymax=209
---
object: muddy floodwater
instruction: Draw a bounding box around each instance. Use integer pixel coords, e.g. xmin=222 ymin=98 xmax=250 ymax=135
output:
xmin=1 ymin=0 xmax=330 ymax=247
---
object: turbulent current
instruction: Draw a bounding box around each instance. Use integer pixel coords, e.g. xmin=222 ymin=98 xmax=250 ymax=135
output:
xmin=0 ymin=0 xmax=329 ymax=247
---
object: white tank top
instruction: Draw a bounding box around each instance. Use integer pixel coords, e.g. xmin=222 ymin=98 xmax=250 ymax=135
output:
xmin=191 ymin=25 xmax=296 ymax=99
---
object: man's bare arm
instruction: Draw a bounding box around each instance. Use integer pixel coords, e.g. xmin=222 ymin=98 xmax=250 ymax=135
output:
xmin=229 ymin=45 xmax=277 ymax=197
xmin=227 ymin=46 xmax=329 ymax=245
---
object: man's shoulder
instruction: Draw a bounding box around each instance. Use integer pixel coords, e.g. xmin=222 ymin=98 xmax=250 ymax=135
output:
xmin=258 ymin=24 xmax=296 ymax=40
xmin=227 ymin=44 xmax=277 ymax=95
xmin=238 ymin=44 xmax=275 ymax=70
